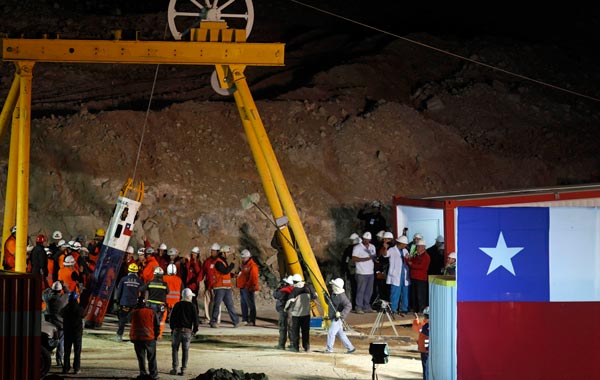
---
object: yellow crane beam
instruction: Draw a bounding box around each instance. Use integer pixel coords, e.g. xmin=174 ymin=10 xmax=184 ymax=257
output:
xmin=1 ymin=38 xmax=284 ymax=66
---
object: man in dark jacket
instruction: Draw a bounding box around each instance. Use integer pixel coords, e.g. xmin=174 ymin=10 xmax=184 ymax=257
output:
xmin=115 ymin=262 xmax=143 ymax=341
xmin=60 ymin=291 xmax=85 ymax=374
xmin=31 ymin=234 xmax=49 ymax=285
xmin=43 ymin=281 xmax=69 ymax=367
xmin=130 ymin=297 xmax=160 ymax=380
xmin=169 ymin=288 xmax=199 ymax=376
xmin=140 ymin=267 xmax=169 ymax=339
xmin=273 ymin=276 xmax=294 ymax=349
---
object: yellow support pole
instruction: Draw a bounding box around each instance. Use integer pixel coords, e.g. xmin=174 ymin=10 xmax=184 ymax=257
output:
xmin=14 ymin=61 xmax=34 ymax=272
xmin=0 ymin=94 xmax=20 ymax=269
xmin=232 ymin=81 xmax=302 ymax=277
xmin=228 ymin=64 xmax=329 ymax=315
xmin=0 ymin=74 xmax=20 ymax=141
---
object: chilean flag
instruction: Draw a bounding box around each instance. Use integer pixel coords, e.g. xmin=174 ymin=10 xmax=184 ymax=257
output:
xmin=457 ymin=207 xmax=600 ymax=380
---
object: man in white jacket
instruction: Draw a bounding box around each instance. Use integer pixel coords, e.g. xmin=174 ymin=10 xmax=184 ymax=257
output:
xmin=385 ymin=236 xmax=411 ymax=315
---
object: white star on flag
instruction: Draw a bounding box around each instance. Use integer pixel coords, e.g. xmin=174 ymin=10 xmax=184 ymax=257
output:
xmin=478 ymin=231 xmax=524 ymax=276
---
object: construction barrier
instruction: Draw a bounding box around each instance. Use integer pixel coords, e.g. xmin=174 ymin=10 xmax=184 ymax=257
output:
xmin=0 ymin=271 xmax=42 ymax=380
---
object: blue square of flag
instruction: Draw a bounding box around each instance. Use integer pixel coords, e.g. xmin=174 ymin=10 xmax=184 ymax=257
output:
xmin=457 ymin=207 xmax=550 ymax=302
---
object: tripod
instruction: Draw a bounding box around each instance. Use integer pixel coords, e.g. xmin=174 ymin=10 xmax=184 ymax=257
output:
xmin=369 ymin=300 xmax=399 ymax=337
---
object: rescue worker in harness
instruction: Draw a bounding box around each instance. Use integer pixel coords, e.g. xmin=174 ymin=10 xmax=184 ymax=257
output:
xmin=141 ymin=267 xmax=169 ymax=339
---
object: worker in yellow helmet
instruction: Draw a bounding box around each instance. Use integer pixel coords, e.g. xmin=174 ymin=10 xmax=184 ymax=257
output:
xmin=114 ymin=263 xmax=143 ymax=341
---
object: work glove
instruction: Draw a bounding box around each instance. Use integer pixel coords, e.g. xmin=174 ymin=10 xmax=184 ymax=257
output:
xmin=335 ymin=311 xmax=341 ymax=319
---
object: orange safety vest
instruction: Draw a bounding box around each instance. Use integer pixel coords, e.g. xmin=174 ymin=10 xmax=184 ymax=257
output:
xmin=58 ymin=266 xmax=79 ymax=292
xmin=164 ymin=274 xmax=182 ymax=307
xmin=236 ymin=258 xmax=259 ymax=291
xmin=3 ymin=235 xmax=16 ymax=270
xmin=46 ymin=259 xmax=55 ymax=286
xmin=212 ymin=257 xmax=232 ymax=288
xmin=412 ymin=318 xmax=429 ymax=353
xmin=130 ymin=307 xmax=156 ymax=341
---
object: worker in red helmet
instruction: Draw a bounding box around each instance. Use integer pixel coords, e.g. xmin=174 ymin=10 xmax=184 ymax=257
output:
xmin=31 ymin=234 xmax=50 ymax=287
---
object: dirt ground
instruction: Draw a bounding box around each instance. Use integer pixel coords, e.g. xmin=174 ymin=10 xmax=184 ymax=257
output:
xmin=45 ymin=305 xmax=424 ymax=380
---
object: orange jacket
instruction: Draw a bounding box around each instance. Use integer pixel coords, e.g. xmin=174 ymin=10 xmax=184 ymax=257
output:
xmin=213 ymin=257 xmax=232 ymax=288
xmin=141 ymin=256 xmax=159 ymax=284
xmin=236 ymin=258 xmax=259 ymax=292
xmin=412 ymin=318 xmax=429 ymax=353
xmin=3 ymin=235 xmax=16 ymax=270
xmin=164 ymin=274 xmax=182 ymax=307
xmin=130 ymin=307 xmax=158 ymax=341
xmin=58 ymin=266 xmax=80 ymax=293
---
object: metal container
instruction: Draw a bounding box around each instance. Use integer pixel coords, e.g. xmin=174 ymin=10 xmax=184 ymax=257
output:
xmin=429 ymin=275 xmax=457 ymax=380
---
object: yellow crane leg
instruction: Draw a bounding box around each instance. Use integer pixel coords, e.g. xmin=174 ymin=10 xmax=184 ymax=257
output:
xmin=14 ymin=61 xmax=34 ymax=272
xmin=232 ymin=82 xmax=302 ymax=278
xmin=229 ymin=65 xmax=329 ymax=315
xmin=0 ymin=74 xmax=20 ymax=141
xmin=0 ymin=94 xmax=20 ymax=269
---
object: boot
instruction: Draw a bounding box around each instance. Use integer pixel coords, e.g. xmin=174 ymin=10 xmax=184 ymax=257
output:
xmin=178 ymin=368 xmax=186 ymax=376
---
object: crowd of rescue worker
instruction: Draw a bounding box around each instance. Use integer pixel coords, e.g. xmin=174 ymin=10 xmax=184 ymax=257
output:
xmin=1 ymin=200 xmax=455 ymax=379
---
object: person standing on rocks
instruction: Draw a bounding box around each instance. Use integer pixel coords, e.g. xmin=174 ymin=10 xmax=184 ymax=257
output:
xmin=236 ymin=249 xmax=259 ymax=326
xmin=210 ymin=245 xmax=240 ymax=328
xmin=169 ymin=288 xmax=199 ymax=376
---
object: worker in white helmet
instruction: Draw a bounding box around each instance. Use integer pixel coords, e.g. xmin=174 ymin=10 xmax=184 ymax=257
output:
xmin=351 ymin=232 xmax=377 ymax=313
xmin=180 ymin=248 xmax=202 ymax=319
xmin=140 ymin=266 xmax=170 ymax=338
xmin=209 ymin=245 xmax=240 ymax=328
xmin=325 ymin=278 xmax=355 ymax=354
xmin=164 ymin=263 xmax=183 ymax=322
xmin=237 ymin=249 xmax=259 ymax=326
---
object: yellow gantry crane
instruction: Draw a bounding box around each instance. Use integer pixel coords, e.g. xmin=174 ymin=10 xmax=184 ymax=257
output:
xmin=0 ymin=5 xmax=329 ymax=314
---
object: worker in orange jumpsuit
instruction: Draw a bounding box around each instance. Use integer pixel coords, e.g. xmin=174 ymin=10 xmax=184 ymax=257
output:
xmin=130 ymin=297 xmax=160 ymax=379
xmin=58 ymin=255 xmax=81 ymax=293
xmin=141 ymin=248 xmax=159 ymax=284
xmin=236 ymin=249 xmax=260 ymax=326
xmin=412 ymin=306 xmax=430 ymax=380
xmin=2 ymin=226 xmax=16 ymax=270
xmin=164 ymin=263 xmax=183 ymax=322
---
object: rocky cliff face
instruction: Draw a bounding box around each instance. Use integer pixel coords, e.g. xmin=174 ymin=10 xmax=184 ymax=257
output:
xmin=1 ymin=1 xmax=598 ymax=276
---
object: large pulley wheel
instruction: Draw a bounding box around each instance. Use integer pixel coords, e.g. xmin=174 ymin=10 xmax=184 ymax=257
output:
xmin=167 ymin=0 xmax=255 ymax=41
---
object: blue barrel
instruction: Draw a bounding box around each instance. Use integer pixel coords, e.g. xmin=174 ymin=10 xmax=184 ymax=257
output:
xmin=429 ymin=275 xmax=457 ymax=380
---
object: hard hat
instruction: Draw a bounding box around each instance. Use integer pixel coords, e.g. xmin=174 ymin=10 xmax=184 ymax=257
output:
xmin=128 ymin=263 xmax=139 ymax=273
xmin=413 ymin=233 xmax=423 ymax=240
xmin=436 ymin=235 xmax=444 ymax=243
xmin=423 ymin=306 xmax=430 ymax=316
xmin=168 ymin=248 xmax=178 ymax=256
xmin=349 ymin=233 xmax=360 ymax=240
xmin=352 ymin=237 xmax=362 ymax=245
xmin=69 ymin=292 xmax=79 ymax=302
xmin=51 ymin=281 xmax=63 ymax=291
xmin=167 ymin=263 xmax=177 ymax=275
xmin=191 ymin=246 xmax=201 ymax=254
xmin=145 ymin=247 xmax=155 ymax=255
xmin=448 ymin=252 xmax=457 ymax=259
xmin=291 ymin=274 xmax=303 ymax=283
xmin=182 ymin=288 xmax=195 ymax=299
xmin=72 ymin=241 xmax=82 ymax=251
xmin=95 ymin=228 xmax=105 ymax=237
xmin=52 ymin=230 xmax=63 ymax=240
xmin=159 ymin=243 xmax=167 ymax=250
xmin=64 ymin=255 xmax=76 ymax=266
xmin=329 ymin=278 xmax=344 ymax=290
xmin=137 ymin=247 xmax=146 ymax=255
xmin=383 ymin=232 xmax=394 ymax=239
xmin=396 ymin=236 xmax=409 ymax=244
xmin=283 ymin=276 xmax=294 ymax=285
xmin=362 ymin=232 xmax=372 ymax=240
xmin=126 ymin=246 xmax=135 ymax=254
xmin=371 ymin=200 xmax=381 ymax=208
xmin=10 ymin=226 xmax=16 ymax=234
xmin=153 ymin=266 xmax=164 ymax=275
xmin=36 ymin=234 xmax=47 ymax=243
xmin=376 ymin=230 xmax=386 ymax=239
xmin=220 ymin=245 xmax=231 ymax=253
xmin=240 ymin=249 xmax=251 ymax=258
xmin=417 ymin=240 xmax=427 ymax=246
xmin=58 ymin=240 xmax=67 ymax=248
xmin=210 ymin=243 xmax=221 ymax=251
xmin=67 ymin=240 xmax=75 ymax=249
